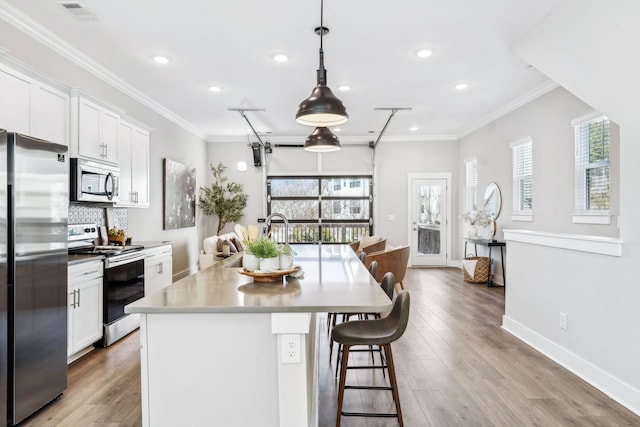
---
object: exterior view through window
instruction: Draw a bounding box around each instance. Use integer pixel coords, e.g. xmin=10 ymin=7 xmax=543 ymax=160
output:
xmin=267 ymin=176 xmax=373 ymax=244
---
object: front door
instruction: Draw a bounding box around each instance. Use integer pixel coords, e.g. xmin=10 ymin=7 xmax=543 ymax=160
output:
xmin=408 ymin=174 xmax=449 ymax=266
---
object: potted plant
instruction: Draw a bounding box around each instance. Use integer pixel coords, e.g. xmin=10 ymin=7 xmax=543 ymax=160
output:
xmin=277 ymin=244 xmax=296 ymax=270
xmin=244 ymin=237 xmax=280 ymax=272
xmin=198 ymin=163 xmax=249 ymax=235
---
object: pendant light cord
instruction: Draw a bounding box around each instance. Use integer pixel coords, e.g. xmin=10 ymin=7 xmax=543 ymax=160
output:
xmin=317 ymin=0 xmax=326 ymax=86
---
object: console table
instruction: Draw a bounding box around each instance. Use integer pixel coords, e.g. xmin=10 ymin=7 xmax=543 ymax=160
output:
xmin=464 ymin=238 xmax=506 ymax=287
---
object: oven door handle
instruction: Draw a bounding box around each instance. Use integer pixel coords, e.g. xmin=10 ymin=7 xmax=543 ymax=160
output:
xmin=105 ymin=252 xmax=145 ymax=269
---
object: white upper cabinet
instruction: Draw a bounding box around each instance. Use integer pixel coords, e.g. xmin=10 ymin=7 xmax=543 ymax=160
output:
xmin=76 ymin=96 xmax=119 ymax=163
xmin=32 ymin=84 xmax=69 ymax=145
xmin=0 ymin=63 xmax=69 ymax=145
xmin=0 ymin=66 xmax=31 ymax=134
xmin=117 ymin=119 xmax=150 ymax=208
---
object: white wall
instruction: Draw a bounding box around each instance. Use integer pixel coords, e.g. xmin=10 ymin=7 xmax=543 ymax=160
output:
xmin=458 ymin=86 xmax=620 ymax=249
xmin=498 ymin=0 xmax=640 ymax=414
xmin=373 ymin=140 xmax=458 ymax=248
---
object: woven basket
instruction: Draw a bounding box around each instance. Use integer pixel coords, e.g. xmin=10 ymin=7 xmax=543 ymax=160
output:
xmin=463 ymin=256 xmax=490 ymax=283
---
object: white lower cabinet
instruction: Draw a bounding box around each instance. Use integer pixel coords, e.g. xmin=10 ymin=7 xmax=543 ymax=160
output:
xmin=68 ymin=260 xmax=103 ymax=363
xmin=144 ymin=245 xmax=173 ymax=296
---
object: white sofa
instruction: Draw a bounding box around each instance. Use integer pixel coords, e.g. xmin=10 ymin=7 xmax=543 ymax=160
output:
xmin=199 ymin=231 xmax=244 ymax=270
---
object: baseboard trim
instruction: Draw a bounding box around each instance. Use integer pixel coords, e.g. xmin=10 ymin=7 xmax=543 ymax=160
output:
xmin=173 ymin=267 xmax=192 ymax=281
xmin=502 ymin=316 xmax=640 ymax=416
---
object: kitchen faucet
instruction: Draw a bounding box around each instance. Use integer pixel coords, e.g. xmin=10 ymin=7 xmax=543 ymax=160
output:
xmin=265 ymin=212 xmax=289 ymax=246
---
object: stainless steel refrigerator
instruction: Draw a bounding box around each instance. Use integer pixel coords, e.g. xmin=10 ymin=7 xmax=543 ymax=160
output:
xmin=0 ymin=130 xmax=68 ymax=425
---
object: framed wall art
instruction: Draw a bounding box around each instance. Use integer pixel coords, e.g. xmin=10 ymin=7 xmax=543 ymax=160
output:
xmin=163 ymin=158 xmax=196 ymax=229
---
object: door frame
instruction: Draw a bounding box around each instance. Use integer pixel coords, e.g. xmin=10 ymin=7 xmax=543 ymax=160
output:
xmin=407 ymin=172 xmax=452 ymax=267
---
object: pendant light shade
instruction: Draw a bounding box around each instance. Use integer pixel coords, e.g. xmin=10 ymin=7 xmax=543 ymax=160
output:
xmin=296 ymin=85 xmax=348 ymax=127
xmin=295 ymin=0 xmax=348 ymax=129
xmin=304 ymin=127 xmax=341 ymax=152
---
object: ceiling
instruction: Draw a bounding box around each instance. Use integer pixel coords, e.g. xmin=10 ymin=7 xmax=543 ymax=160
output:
xmin=0 ymin=0 xmax=562 ymax=143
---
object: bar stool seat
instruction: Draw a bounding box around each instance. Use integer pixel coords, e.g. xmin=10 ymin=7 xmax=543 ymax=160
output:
xmin=331 ymin=290 xmax=410 ymax=426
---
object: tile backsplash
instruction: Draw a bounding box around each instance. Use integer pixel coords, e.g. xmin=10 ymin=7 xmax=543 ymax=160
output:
xmin=69 ymin=205 xmax=128 ymax=231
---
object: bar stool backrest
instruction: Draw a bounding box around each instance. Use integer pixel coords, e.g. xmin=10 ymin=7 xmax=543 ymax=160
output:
xmin=368 ymin=260 xmax=378 ymax=278
xmin=383 ymin=290 xmax=410 ymax=343
xmin=380 ymin=272 xmax=395 ymax=300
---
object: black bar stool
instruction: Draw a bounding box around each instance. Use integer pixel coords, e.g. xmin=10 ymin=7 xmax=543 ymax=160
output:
xmin=331 ymin=290 xmax=410 ymax=426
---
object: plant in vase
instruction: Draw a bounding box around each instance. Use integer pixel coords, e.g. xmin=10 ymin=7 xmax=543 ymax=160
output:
xmin=459 ymin=210 xmax=491 ymax=238
xmin=244 ymin=237 xmax=280 ymax=272
xmin=277 ymin=244 xmax=297 ymax=270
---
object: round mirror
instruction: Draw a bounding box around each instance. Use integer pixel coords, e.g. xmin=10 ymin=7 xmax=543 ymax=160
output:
xmin=483 ymin=182 xmax=502 ymax=219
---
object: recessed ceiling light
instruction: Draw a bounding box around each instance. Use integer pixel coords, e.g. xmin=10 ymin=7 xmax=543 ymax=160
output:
xmin=273 ymin=54 xmax=288 ymax=63
xmin=337 ymin=84 xmax=351 ymax=92
xmin=152 ymin=55 xmax=169 ymax=65
xmin=416 ymin=49 xmax=433 ymax=58
xmin=410 ymin=126 xmax=419 ymax=132
xmin=208 ymin=86 xmax=222 ymax=93
xmin=455 ymin=82 xmax=469 ymax=90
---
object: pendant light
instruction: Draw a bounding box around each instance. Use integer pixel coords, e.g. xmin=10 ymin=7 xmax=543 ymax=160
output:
xmin=304 ymin=127 xmax=341 ymax=152
xmin=295 ymin=0 xmax=348 ymax=128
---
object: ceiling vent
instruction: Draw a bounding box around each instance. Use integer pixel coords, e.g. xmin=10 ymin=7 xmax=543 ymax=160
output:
xmin=57 ymin=2 xmax=98 ymax=22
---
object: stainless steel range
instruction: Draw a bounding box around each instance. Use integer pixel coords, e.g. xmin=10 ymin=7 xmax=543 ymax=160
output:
xmin=68 ymin=224 xmax=145 ymax=346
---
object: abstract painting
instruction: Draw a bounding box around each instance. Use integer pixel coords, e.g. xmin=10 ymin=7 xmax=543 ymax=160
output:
xmin=163 ymin=158 xmax=196 ymax=229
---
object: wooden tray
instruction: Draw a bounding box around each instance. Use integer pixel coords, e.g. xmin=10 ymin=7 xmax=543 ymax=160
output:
xmin=238 ymin=266 xmax=299 ymax=283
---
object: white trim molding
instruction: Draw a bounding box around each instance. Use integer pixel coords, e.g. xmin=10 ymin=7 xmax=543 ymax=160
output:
xmin=503 ymin=229 xmax=622 ymax=257
xmin=572 ymin=214 xmax=611 ymax=225
xmin=511 ymin=213 xmax=533 ymax=222
xmin=502 ymin=316 xmax=640 ymax=417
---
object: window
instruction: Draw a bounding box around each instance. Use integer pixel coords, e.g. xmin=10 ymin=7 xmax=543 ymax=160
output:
xmin=267 ymin=175 xmax=373 ymax=244
xmin=465 ymin=159 xmax=477 ymax=211
xmin=511 ymin=138 xmax=533 ymax=219
xmin=574 ymin=115 xmax=610 ymax=217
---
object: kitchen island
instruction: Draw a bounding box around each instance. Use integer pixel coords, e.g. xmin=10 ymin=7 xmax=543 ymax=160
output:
xmin=125 ymin=244 xmax=391 ymax=427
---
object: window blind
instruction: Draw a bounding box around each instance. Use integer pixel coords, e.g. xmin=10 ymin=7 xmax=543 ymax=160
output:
xmin=465 ymin=159 xmax=477 ymax=211
xmin=511 ymin=138 xmax=532 ymax=213
xmin=574 ymin=116 xmax=610 ymax=213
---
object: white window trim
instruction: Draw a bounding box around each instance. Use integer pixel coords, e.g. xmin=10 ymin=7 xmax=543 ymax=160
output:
xmin=573 ymin=114 xmax=610 ymax=216
xmin=510 ymin=137 xmax=533 ymax=215
xmin=512 ymin=213 xmax=533 ymax=222
xmin=572 ymin=214 xmax=611 ymax=225
xmin=464 ymin=157 xmax=478 ymax=212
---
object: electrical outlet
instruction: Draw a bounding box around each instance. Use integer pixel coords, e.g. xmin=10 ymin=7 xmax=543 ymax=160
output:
xmin=387 ymin=214 xmax=395 ymax=221
xmin=281 ymin=334 xmax=301 ymax=364
xmin=560 ymin=312 xmax=568 ymax=330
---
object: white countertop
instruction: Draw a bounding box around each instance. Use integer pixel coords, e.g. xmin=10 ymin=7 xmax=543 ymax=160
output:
xmin=125 ymin=244 xmax=392 ymax=314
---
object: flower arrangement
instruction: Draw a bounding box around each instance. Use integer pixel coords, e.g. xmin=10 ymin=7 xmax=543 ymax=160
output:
xmin=459 ymin=210 xmax=491 ymax=226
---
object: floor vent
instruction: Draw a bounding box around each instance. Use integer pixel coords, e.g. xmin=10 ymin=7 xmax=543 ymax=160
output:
xmin=57 ymin=1 xmax=99 ymax=22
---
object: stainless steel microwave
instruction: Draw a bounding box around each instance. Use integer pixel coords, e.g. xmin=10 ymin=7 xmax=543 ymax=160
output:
xmin=70 ymin=158 xmax=119 ymax=203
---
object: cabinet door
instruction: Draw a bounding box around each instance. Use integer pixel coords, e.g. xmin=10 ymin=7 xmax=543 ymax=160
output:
xmin=0 ymin=67 xmax=31 ymax=134
xmin=71 ymin=277 xmax=103 ymax=353
xmin=131 ymin=128 xmax=150 ymax=207
xmin=78 ymin=98 xmax=103 ymax=160
xmin=67 ymin=290 xmax=75 ymax=357
xmin=102 ymin=109 xmax=119 ymax=163
xmin=32 ymin=84 xmax=69 ymax=145
xmin=117 ymin=121 xmax=134 ymax=205
xmin=145 ymin=255 xmax=172 ymax=296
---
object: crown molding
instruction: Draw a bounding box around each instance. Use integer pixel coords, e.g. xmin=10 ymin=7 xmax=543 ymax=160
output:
xmin=205 ymin=134 xmax=457 ymax=144
xmin=0 ymin=1 xmax=204 ymax=139
xmin=457 ymin=80 xmax=559 ymax=139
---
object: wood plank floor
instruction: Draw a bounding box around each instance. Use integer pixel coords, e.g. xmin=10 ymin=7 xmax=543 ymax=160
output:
xmin=21 ymin=267 xmax=640 ymax=426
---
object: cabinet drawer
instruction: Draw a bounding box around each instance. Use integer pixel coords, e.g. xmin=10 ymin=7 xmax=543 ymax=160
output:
xmin=68 ymin=260 xmax=103 ymax=285
xmin=144 ymin=244 xmax=172 ymax=259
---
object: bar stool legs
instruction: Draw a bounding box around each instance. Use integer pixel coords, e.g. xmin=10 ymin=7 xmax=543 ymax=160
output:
xmin=335 ymin=343 xmax=403 ymax=426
